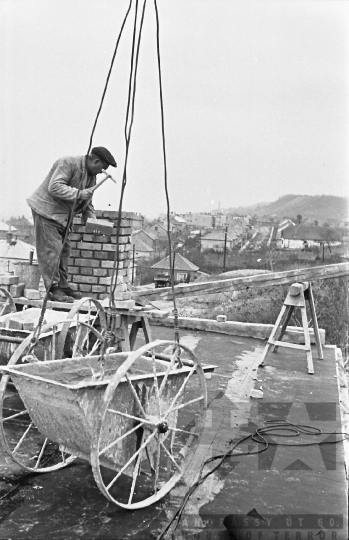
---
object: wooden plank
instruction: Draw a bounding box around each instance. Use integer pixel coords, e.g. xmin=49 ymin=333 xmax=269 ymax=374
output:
xmin=150 ymin=316 xmax=325 ymax=344
xmin=135 ymin=262 xmax=349 ymax=300
xmin=272 ymin=340 xmax=309 ymax=350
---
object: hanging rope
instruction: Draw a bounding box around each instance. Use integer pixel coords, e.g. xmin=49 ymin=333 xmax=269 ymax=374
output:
xmin=29 ymin=1 xmax=133 ymax=349
xmin=154 ymin=0 xmax=181 ymax=357
xmin=108 ymin=0 xmax=148 ymax=306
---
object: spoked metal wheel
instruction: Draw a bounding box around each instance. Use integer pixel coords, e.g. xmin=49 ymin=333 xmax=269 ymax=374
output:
xmin=55 ymin=297 xmax=107 ymax=359
xmin=0 ymin=327 xmax=81 ymax=472
xmin=0 ymin=288 xmax=16 ymax=317
xmin=91 ymin=340 xmax=207 ymax=509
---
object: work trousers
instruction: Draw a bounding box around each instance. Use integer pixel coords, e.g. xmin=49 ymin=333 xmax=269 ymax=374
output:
xmin=32 ymin=210 xmax=70 ymax=291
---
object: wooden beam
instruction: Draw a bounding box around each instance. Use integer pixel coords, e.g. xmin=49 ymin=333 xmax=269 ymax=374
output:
xmin=150 ymin=316 xmax=325 ymax=344
xmin=135 ymin=262 xmax=349 ymax=301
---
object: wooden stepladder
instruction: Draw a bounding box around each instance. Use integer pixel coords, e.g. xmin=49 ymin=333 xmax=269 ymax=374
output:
xmin=259 ymin=281 xmax=323 ymax=374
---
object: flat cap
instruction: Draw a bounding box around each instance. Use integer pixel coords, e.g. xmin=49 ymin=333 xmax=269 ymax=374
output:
xmin=91 ymin=146 xmax=117 ymax=167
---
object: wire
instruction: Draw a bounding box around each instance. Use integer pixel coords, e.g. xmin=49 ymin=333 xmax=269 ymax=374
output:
xmin=108 ymin=0 xmax=148 ymax=306
xmin=154 ymin=0 xmax=181 ymax=354
xmin=30 ymin=1 xmax=133 ymax=348
xmin=156 ymin=419 xmax=349 ymax=539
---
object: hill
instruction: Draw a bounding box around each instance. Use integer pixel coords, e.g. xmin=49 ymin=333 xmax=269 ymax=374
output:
xmin=226 ymin=194 xmax=348 ymax=224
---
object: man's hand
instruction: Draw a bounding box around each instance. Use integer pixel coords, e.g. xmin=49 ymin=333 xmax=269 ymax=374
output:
xmin=79 ymin=188 xmax=94 ymax=200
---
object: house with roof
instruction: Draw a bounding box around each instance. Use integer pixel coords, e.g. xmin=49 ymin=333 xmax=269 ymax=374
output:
xmin=279 ymin=225 xmax=343 ymax=249
xmin=132 ymin=229 xmax=158 ymax=250
xmin=147 ymin=222 xmax=169 ymax=239
xmin=151 ymin=253 xmax=199 ymax=283
xmin=200 ymin=230 xmax=238 ymax=251
xmin=131 ymin=237 xmax=154 ymax=260
xmin=0 ymin=222 xmax=18 ymax=241
xmin=0 ymin=236 xmax=37 ymax=274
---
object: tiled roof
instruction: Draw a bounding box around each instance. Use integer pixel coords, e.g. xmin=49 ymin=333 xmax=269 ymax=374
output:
xmin=0 ymin=239 xmax=36 ymax=260
xmin=134 ymin=229 xmax=157 ymax=241
xmin=0 ymin=222 xmax=17 ymax=232
xmin=133 ymin=238 xmax=153 ymax=252
xmin=151 ymin=253 xmax=199 ymax=271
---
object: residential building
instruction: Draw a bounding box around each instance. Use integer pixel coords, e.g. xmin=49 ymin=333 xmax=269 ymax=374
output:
xmin=132 ymin=229 xmax=157 ymax=250
xmin=148 ymin=222 xmax=169 ymax=238
xmin=280 ymin=225 xmax=343 ymax=249
xmin=201 ymin=230 xmax=238 ymax=251
xmin=131 ymin=237 xmax=154 ymax=260
xmin=151 ymin=253 xmax=199 ymax=283
xmin=177 ymin=212 xmax=213 ymax=229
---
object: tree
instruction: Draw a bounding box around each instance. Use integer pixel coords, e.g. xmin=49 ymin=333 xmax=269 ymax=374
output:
xmin=314 ymin=220 xmax=319 ymax=226
xmin=296 ymin=214 xmax=302 ymax=225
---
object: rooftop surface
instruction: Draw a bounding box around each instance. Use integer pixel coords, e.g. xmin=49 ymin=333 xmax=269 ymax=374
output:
xmin=0 ymin=324 xmax=346 ymax=540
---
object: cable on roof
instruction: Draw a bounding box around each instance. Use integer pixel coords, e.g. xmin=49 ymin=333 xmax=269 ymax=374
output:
xmin=156 ymin=419 xmax=349 ymax=539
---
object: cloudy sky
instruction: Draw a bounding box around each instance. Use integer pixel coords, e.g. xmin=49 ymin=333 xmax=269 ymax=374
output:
xmin=1 ymin=0 xmax=348 ymax=219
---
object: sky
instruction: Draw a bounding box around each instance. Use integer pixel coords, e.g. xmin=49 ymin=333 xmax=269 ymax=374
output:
xmin=1 ymin=0 xmax=348 ymax=220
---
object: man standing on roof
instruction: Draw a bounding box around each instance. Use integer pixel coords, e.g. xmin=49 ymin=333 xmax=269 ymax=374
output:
xmin=27 ymin=147 xmax=117 ymax=303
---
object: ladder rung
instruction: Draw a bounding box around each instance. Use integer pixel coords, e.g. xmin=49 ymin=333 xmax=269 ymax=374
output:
xmin=270 ymin=340 xmax=310 ymax=351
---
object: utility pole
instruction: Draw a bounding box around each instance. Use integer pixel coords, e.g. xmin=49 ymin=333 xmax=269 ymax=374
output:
xmin=132 ymin=244 xmax=135 ymax=285
xmin=222 ymin=226 xmax=228 ymax=273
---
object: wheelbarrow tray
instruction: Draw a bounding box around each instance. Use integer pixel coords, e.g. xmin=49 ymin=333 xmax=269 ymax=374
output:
xmin=1 ymin=354 xmax=215 ymax=474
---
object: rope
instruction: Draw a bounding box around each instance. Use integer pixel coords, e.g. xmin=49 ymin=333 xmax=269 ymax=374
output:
xmin=99 ymin=0 xmax=147 ymax=373
xmin=108 ymin=0 xmax=148 ymax=306
xmin=157 ymin=419 xmax=349 ymax=539
xmin=29 ymin=1 xmax=133 ymax=349
xmin=154 ymin=0 xmax=181 ymax=360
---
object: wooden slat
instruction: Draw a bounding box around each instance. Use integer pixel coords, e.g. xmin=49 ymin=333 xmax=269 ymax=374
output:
xmin=271 ymin=340 xmax=310 ymax=350
xmin=135 ymin=262 xmax=349 ymax=300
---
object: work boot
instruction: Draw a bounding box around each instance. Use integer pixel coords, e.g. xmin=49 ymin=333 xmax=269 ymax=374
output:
xmin=60 ymin=286 xmax=84 ymax=300
xmin=49 ymin=286 xmax=74 ymax=303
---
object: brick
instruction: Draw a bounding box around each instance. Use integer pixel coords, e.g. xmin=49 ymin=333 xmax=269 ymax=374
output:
xmin=86 ymin=218 xmax=114 ymax=235
xmin=70 ymin=233 xmax=82 ymax=241
xmin=70 ymin=249 xmax=81 ymax=258
xmin=67 ymin=258 xmax=74 ymax=266
xmin=77 ymin=242 xmax=102 ymax=251
xmin=0 ymin=274 xmax=19 ymax=286
xmin=112 ymin=227 xmax=132 ymax=236
xmin=81 ymin=251 xmax=93 ymax=258
xmin=73 ymin=216 xmax=84 ymax=225
xmin=80 ymin=267 xmax=93 ymax=276
xmin=82 ymin=234 xmax=94 ymax=242
xmin=109 ymin=236 xmax=130 ymax=245
xmin=9 ymin=283 xmax=25 ymax=298
xmin=7 ymin=317 xmax=23 ymax=330
xmin=92 ymin=285 xmax=107 ymax=293
xmin=95 ymin=210 xmax=103 ymax=218
xmin=93 ymin=268 xmax=108 ymax=277
xmin=101 ymin=261 xmax=117 ymax=269
xmin=75 ymin=259 xmax=100 ymax=268
xmin=113 ymin=291 xmax=133 ymax=300
xmin=99 ymin=276 xmax=112 ymax=285
xmin=73 ymin=276 xmax=98 ymax=284
xmin=112 ymin=299 xmax=135 ymax=309
xmin=24 ymin=288 xmax=40 ymax=300
xmin=94 ymin=252 xmax=108 ymax=260
xmin=78 ymin=284 xmax=92 ymax=292
xmin=75 ymin=226 xmax=87 ymax=233
xmin=67 ymin=266 xmax=80 ymax=275
xmin=70 ymin=241 xmax=77 ymax=249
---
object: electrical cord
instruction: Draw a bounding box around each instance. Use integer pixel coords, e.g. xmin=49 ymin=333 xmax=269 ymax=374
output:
xmin=156 ymin=419 xmax=349 ymax=539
